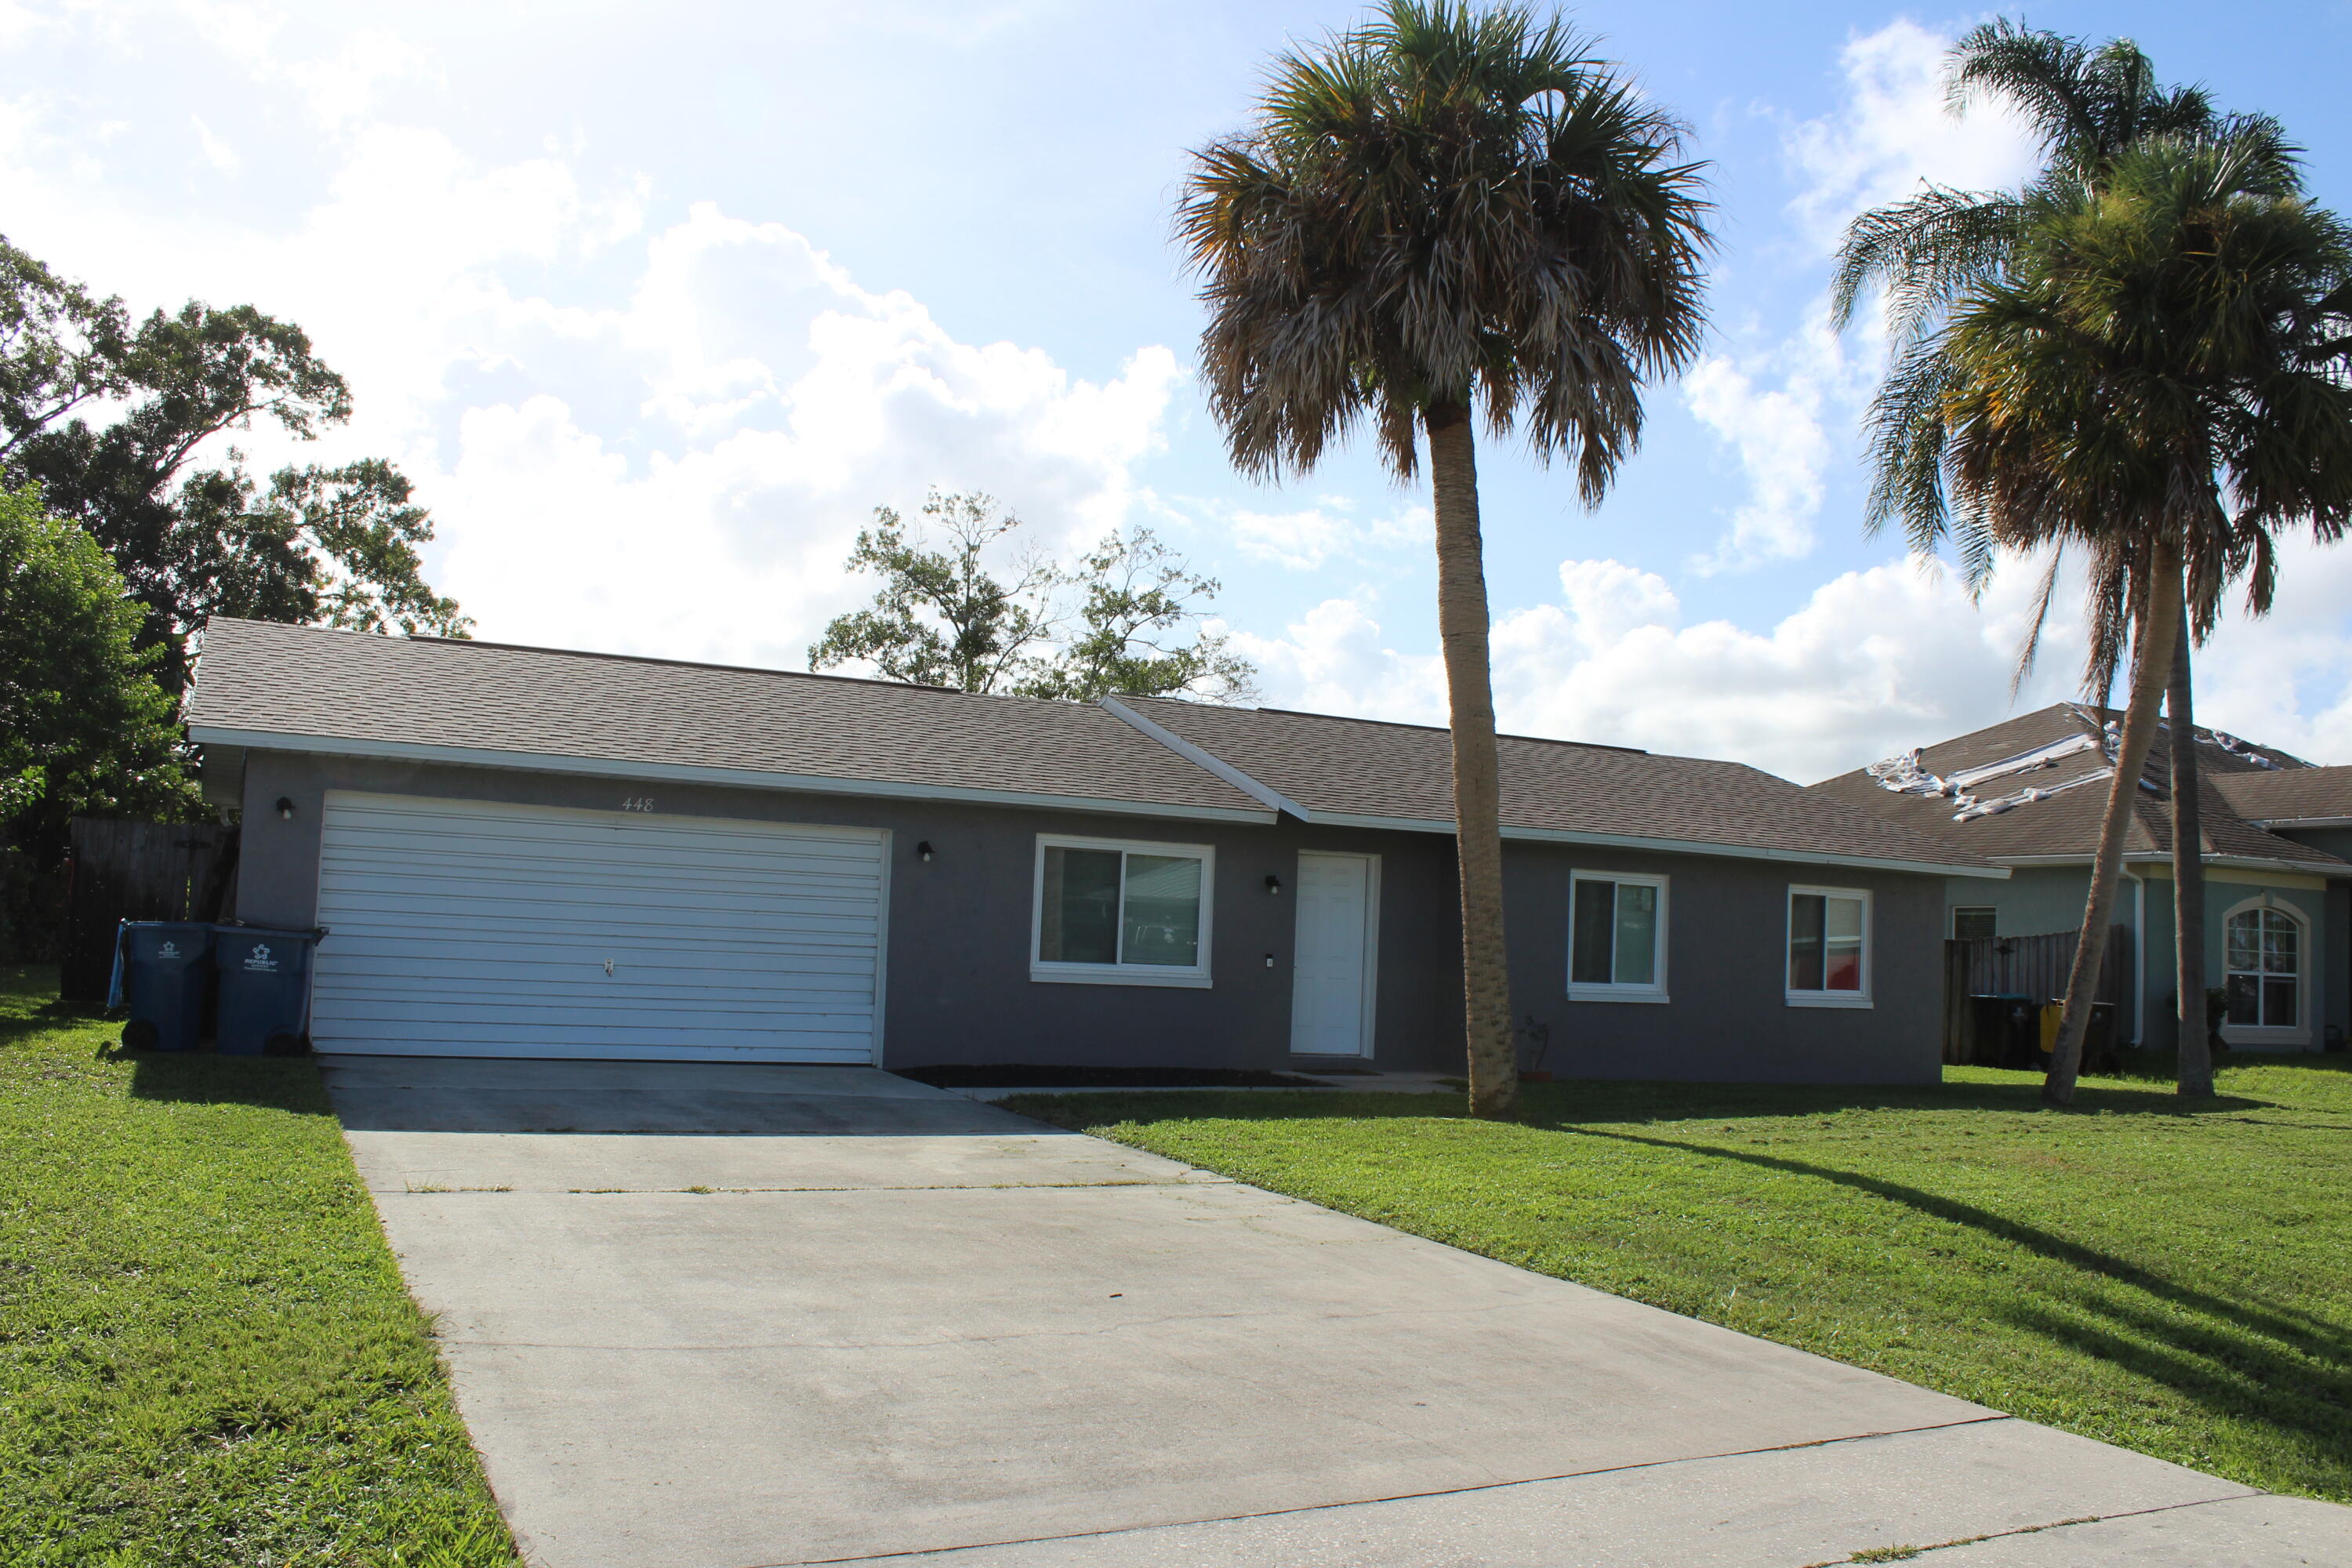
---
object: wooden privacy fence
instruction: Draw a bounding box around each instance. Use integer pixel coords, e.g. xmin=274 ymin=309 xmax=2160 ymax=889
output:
xmin=59 ymin=818 xmax=238 ymax=1002
xmin=1941 ymin=924 xmax=2130 ymax=1066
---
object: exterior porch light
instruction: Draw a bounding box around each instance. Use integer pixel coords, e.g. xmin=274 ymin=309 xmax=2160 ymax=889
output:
xmin=1265 ymin=873 xmax=1282 ymax=895
xmin=916 ymin=840 xmax=935 ymax=863
xmin=275 ymin=797 xmax=296 ymax=820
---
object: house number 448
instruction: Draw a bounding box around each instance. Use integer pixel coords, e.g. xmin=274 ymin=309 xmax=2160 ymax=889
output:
xmin=621 ymin=797 xmax=656 ymax=813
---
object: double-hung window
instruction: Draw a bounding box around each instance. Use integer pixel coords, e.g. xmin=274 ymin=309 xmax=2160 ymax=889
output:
xmin=1787 ymin=886 xmax=1871 ymax=1007
xmin=1567 ymin=872 xmax=1668 ymax=1002
xmin=2223 ymin=903 xmax=2302 ymax=1033
xmin=1031 ymin=835 xmax=1214 ymax=987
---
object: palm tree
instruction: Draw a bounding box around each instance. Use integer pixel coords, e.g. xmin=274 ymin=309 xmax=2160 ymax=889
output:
xmin=1862 ymin=129 xmax=2352 ymax=1106
xmin=1833 ymin=22 xmax=2310 ymax=1101
xmin=1178 ymin=0 xmax=1709 ymax=1118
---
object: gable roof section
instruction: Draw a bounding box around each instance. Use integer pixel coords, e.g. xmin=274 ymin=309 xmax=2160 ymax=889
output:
xmin=185 ymin=619 xmax=1276 ymax=823
xmin=2210 ymin=765 xmax=2352 ymax=827
xmin=1109 ymin=697 xmax=1999 ymax=878
xmin=1809 ymin=703 xmax=2350 ymax=875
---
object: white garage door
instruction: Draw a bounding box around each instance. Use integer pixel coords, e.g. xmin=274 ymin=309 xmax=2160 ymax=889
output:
xmin=310 ymin=792 xmax=887 ymax=1062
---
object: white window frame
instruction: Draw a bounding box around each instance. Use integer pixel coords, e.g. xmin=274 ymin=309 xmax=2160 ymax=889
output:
xmin=1030 ymin=833 xmax=1215 ymax=989
xmin=1787 ymin=884 xmax=1873 ymax=1009
xmin=2219 ymin=894 xmax=2310 ymax=1047
xmin=1951 ymin=905 xmax=1998 ymax=942
xmin=1566 ymin=870 xmax=1670 ymax=1004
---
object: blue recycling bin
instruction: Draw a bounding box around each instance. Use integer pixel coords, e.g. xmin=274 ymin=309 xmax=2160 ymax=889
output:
xmin=211 ymin=926 xmax=324 ymax=1057
xmin=109 ymin=922 xmax=216 ymax=1053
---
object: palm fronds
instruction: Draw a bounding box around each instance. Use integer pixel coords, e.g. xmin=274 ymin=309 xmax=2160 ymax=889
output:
xmin=1176 ymin=0 xmax=1712 ymax=487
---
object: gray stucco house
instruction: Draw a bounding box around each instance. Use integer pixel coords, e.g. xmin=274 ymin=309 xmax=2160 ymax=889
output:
xmin=187 ymin=618 xmax=1998 ymax=1083
xmin=1813 ymin=705 xmax=2352 ymax=1053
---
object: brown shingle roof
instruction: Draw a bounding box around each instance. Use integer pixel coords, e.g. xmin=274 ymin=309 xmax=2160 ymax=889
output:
xmin=1114 ymin=698 xmax=1994 ymax=874
xmin=2210 ymin=766 xmax=2352 ymax=825
xmin=185 ymin=619 xmax=1274 ymax=821
xmin=1809 ymin=703 xmax=2350 ymax=873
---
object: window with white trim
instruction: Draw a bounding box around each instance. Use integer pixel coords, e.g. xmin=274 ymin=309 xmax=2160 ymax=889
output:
xmin=1032 ymin=835 xmax=1214 ymax=987
xmin=1567 ymin=872 xmax=1668 ymax=1002
xmin=1787 ymin=886 xmax=1871 ymax=1007
xmin=2224 ymin=904 xmax=2301 ymax=1030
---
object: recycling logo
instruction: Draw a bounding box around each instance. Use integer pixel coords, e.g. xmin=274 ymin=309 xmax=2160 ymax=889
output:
xmin=244 ymin=944 xmax=278 ymax=973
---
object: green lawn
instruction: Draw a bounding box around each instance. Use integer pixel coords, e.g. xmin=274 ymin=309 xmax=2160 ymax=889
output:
xmin=0 ymin=966 xmax=517 ymax=1567
xmin=1008 ymin=1051 xmax=2352 ymax=1504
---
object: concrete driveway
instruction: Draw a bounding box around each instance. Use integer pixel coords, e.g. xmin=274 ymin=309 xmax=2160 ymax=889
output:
xmin=326 ymin=1057 xmax=2352 ymax=1568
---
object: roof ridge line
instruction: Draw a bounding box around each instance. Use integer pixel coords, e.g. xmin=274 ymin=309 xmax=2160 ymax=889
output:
xmin=216 ymin=616 xmax=1090 ymax=708
xmin=1098 ymin=697 xmax=1310 ymax=819
xmin=1232 ymin=702 xmax=1649 ymax=756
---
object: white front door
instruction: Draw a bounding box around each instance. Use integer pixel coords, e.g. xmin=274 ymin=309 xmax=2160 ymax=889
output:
xmin=1290 ymin=851 xmax=1378 ymax=1058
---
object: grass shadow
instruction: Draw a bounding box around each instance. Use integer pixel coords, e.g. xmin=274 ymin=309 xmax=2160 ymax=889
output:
xmin=123 ymin=1051 xmax=334 ymax=1116
xmin=1565 ymin=1124 xmax=2352 ymax=1371
xmin=1006 ymin=1075 xmax=2280 ymax=1130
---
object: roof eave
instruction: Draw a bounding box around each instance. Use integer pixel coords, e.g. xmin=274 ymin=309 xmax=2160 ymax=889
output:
xmin=186 ymin=725 xmax=1280 ymax=826
xmin=1290 ymin=808 xmax=2004 ymax=879
xmin=1995 ymin=851 xmax=2352 ymax=879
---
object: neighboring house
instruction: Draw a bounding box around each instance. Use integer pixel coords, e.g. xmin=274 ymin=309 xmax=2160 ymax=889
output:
xmin=186 ymin=618 xmax=1997 ymax=1083
xmin=1812 ymin=705 xmax=2352 ymax=1053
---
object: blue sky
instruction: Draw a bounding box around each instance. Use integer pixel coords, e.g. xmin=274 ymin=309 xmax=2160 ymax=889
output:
xmin=3 ymin=1 xmax=2348 ymax=779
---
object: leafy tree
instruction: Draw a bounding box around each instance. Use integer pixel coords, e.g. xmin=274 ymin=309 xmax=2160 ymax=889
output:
xmin=808 ymin=492 xmax=1060 ymax=693
xmin=1853 ymin=126 xmax=2352 ymax=1105
xmin=1178 ymin=0 xmax=1710 ymax=1117
xmin=1017 ymin=528 xmax=1255 ymax=704
xmin=808 ymin=490 xmax=1255 ymax=702
xmin=1836 ymin=27 xmax=2350 ymax=1102
xmin=0 ymin=485 xmax=201 ymax=956
xmin=0 ymin=235 xmax=466 ymax=694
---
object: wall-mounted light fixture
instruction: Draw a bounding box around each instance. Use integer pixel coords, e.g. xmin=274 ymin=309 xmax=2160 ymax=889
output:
xmin=1265 ymin=952 xmax=1276 ymax=968
xmin=275 ymin=797 xmax=296 ymax=821
xmin=916 ymin=840 xmax=935 ymax=863
xmin=1265 ymin=873 xmax=1282 ymax=895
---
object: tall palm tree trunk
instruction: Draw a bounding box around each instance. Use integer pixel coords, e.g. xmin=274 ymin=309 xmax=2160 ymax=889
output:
xmin=2047 ymin=540 xmax=2182 ymax=1107
xmin=1426 ymin=403 xmax=1518 ymax=1120
xmin=2168 ymin=579 xmax=2214 ymax=1098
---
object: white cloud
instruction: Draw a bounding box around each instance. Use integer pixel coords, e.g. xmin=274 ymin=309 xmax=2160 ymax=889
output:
xmin=188 ymin=114 xmax=237 ymax=172
xmin=1785 ymin=17 xmax=2042 ymax=245
xmin=1681 ymin=348 xmax=1832 ymax=571
xmin=430 ymin=223 xmax=1184 ymax=662
xmin=0 ymin=20 xmax=1184 ymax=672
xmin=174 ymin=6 xmax=440 ymax=132
xmin=1681 ymin=20 xmax=2045 ymax=574
xmin=1214 ymin=495 xmax=1428 ymax=571
xmin=1226 ymin=597 xmax=1444 ymax=725
xmin=1239 ymin=547 xmax=2352 ymax=778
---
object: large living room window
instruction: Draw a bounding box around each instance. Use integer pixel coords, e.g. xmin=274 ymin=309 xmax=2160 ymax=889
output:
xmin=1032 ymin=835 xmax=1214 ymax=987
xmin=1787 ymin=887 xmax=1871 ymax=1007
xmin=2224 ymin=902 xmax=2302 ymax=1034
xmin=1567 ymin=872 xmax=1668 ymax=1002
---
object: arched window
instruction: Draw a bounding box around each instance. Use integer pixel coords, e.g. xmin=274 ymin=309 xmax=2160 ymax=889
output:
xmin=2224 ymin=904 xmax=2302 ymax=1030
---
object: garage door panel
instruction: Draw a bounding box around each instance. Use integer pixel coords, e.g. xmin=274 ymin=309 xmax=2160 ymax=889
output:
xmin=319 ymin=848 xmax=883 ymax=896
xmin=310 ymin=793 xmax=886 ymax=1062
xmin=321 ymin=813 xmax=883 ymax=873
xmin=315 ymin=884 xmax=884 ymax=936
xmin=320 ymin=1022 xmax=878 ymax=1053
xmin=318 ymin=971 xmax=879 ymax=1006
xmin=319 ymin=949 xmax=882 ymax=985
xmin=312 ymin=995 xmax=881 ymax=1032
xmin=314 ymin=941 xmax=880 ymax=980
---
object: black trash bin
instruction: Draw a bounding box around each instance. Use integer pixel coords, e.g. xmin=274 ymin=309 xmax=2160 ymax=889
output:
xmin=109 ymin=922 xmax=216 ymax=1052
xmin=1969 ymin=993 xmax=2039 ymax=1069
xmin=211 ymin=925 xmax=325 ymax=1057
